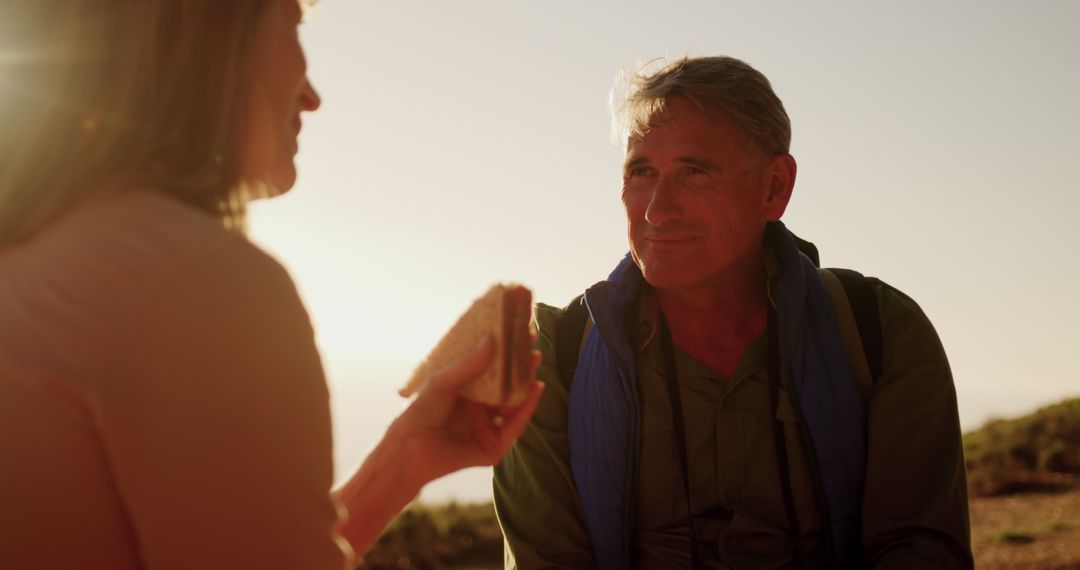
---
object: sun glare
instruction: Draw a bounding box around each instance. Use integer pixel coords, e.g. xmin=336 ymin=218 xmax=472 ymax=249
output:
xmin=0 ymin=54 xmax=13 ymax=115
xmin=0 ymin=50 xmax=29 ymax=92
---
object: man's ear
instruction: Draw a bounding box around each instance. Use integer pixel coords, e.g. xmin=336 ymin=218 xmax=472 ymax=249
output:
xmin=763 ymin=153 xmax=796 ymax=221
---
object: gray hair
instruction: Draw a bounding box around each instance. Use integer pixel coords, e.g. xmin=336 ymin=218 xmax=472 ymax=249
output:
xmin=611 ymin=56 xmax=791 ymax=156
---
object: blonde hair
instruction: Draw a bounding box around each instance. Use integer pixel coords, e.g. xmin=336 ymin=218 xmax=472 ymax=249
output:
xmin=611 ymin=56 xmax=791 ymax=156
xmin=0 ymin=1 xmax=282 ymax=244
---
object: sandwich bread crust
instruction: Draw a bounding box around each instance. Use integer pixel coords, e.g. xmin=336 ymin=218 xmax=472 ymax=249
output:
xmin=400 ymin=283 xmax=533 ymax=406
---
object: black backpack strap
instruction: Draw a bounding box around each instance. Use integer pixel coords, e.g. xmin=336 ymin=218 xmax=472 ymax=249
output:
xmin=556 ymin=294 xmax=589 ymax=383
xmin=828 ymin=268 xmax=883 ymax=383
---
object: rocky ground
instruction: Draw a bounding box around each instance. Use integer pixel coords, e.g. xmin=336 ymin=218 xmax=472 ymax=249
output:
xmin=970 ymin=486 xmax=1080 ymax=569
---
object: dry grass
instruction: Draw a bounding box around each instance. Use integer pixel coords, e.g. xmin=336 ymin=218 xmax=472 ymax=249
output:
xmin=358 ymin=502 xmax=502 ymax=570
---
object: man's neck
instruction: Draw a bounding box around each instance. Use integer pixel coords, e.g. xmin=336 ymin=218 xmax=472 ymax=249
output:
xmin=655 ymin=256 xmax=769 ymax=378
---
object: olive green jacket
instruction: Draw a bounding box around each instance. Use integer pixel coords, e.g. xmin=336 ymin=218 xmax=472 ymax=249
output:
xmin=494 ymin=278 xmax=972 ymax=569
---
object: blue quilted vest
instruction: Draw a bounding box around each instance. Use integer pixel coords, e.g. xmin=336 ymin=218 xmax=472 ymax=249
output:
xmin=567 ymin=222 xmax=866 ymax=568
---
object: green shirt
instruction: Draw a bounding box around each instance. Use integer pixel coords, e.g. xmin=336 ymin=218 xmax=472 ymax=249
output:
xmin=627 ymin=290 xmax=826 ymax=568
xmin=494 ymin=278 xmax=971 ymax=569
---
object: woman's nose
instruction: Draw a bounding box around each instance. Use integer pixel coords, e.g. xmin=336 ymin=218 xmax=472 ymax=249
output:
xmin=300 ymin=77 xmax=321 ymax=112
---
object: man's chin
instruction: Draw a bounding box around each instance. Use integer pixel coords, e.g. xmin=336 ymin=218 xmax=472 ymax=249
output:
xmin=638 ymin=265 xmax=698 ymax=292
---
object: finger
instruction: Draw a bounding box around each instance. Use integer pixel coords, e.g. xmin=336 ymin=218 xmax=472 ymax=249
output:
xmin=492 ymin=353 xmax=541 ymax=417
xmin=528 ymin=349 xmax=541 ymax=379
xmin=472 ymin=408 xmax=503 ymax=457
xmin=396 ymin=379 xmax=457 ymax=430
xmin=404 ymin=338 xmax=493 ymax=421
xmin=428 ymin=335 xmax=495 ymax=392
xmin=493 ymin=381 xmax=545 ymax=454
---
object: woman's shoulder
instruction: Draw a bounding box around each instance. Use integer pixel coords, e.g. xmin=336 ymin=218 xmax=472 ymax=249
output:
xmin=14 ymin=189 xmax=303 ymax=338
xmin=75 ymin=190 xmax=260 ymax=260
xmin=45 ymin=190 xmax=288 ymax=290
xmin=0 ymin=189 xmax=310 ymax=397
xmin=110 ymin=191 xmax=300 ymax=312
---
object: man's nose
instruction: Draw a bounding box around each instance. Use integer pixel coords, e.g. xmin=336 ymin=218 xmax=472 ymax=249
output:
xmin=644 ymin=177 xmax=683 ymax=226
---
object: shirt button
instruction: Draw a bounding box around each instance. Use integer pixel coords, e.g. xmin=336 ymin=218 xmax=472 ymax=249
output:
xmin=723 ymin=396 xmax=736 ymax=408
xmin=725 ymin=487 xmax=743 ymax=505
xmin=637 ymin=320 xmax=654 ymax=344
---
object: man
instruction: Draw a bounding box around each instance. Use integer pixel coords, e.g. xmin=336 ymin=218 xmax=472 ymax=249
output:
xmin=494 ymin=56 xmax=972 ymax=569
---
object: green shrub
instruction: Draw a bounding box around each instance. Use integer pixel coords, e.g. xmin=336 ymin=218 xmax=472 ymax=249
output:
xmin=359 ymin=501 xmax=503 ymax=570
xmin=964 ymin=397 xmax=1080 ymax=496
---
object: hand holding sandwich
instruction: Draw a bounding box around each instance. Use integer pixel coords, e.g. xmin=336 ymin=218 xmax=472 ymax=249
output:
xmin=391 ymin=283 xmax=543 ymax=479
xmin=387 ymin=335 xmax=543 ymax=483
xmin=335 ymin=285 xmax=544 ymax=560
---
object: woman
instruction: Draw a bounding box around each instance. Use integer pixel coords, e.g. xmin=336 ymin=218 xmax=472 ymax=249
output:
xmin=0 ymin=1 xmax=543 ymax=567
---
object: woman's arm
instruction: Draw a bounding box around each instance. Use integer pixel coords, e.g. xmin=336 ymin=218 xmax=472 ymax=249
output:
xmin=335 ymin=338 xmax=544 ymax=557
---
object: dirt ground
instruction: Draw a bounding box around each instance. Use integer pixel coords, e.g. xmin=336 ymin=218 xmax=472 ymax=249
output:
xmin=971 ymin=487 xmax=1080 ymax=569
xmin=364 ymin=488 xmax=1080 ymax=569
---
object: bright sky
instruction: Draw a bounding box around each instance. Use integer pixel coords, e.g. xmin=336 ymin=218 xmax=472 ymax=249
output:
xmin=249 ymin=1 xmax=1080 ymax=502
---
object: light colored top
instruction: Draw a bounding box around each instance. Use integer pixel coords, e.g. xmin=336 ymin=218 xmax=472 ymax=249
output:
xmin=0 ymin=191 xmax=350 ymax=569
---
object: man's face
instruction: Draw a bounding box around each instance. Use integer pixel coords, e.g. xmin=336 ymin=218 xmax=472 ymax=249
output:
xmin=622 ymin=96 xmax=781 ymax=293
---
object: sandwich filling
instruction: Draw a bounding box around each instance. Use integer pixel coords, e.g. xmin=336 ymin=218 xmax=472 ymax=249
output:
xmin=502 ymin=286 xmax=531 ymax=404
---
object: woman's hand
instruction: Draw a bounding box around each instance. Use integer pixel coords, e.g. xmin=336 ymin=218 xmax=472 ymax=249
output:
xmin=387 ymin=335 xmax=544 ymax=486
xmin=335 ymin=335 xmax=544 ymax=559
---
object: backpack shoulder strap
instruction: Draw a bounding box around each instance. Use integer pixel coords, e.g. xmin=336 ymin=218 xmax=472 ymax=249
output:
xmin=818 ymin=268 xmax=883 ymax=402
xmin=556 ymin=294 xmax=592 ymax=384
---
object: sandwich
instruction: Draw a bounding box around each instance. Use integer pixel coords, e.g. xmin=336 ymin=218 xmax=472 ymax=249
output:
xmin=399 ymin=283 xmax=535 ymax=406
